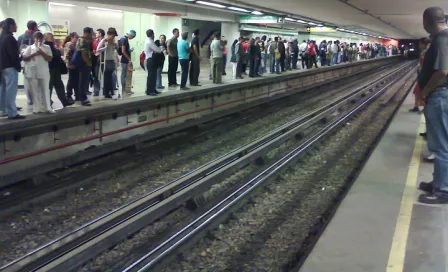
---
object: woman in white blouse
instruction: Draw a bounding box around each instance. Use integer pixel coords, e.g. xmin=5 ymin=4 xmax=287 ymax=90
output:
xmin=22 ymin=32 xmax=54 ymax=114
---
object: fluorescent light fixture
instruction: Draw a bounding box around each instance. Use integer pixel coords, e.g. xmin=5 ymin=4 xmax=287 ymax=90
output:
xmin=228 ymin=6 xmax=249 ymax=12
xmin=196 ymin=1 xmax=226 ymax=8
xmin=296 ymin=20 xmax=307 ymax=24
xmin=317 ymin=24 xmax=323 ymax=27
xmin=49 ymin=2 xmax=76 ymax=7
xmin=379 ymin=36 xmax=382 ymax=38
xmin=251 ymin=11 xmax=263 ymax=15
xmin=308 ymin=22 xmax=317 ymax=25
xmin=337 ymin=28 xmax=345 ymax=31
xmin=87 ymin=6 xmax=123 ymax=12
xmin=410 ymin=48 xmax=415 ymax=51
xmin=285 ymin=17 xmax=296 ymax=21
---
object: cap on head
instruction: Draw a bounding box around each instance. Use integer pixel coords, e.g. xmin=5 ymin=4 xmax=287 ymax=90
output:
xmin=127 ymin=30 xmax=136 ymax=37
xmin=27 ymin=20 xmax=38 ymax=31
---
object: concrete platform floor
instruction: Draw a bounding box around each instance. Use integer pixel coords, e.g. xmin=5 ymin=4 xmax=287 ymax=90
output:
xmin=4 ymin=60 xmax=314 ymax=118
xmin=300 ymin=91 xmax=448 ymax=272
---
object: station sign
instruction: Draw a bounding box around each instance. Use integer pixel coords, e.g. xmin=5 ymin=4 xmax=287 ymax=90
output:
xmin=240 ymin=15 xmax=279 ymax=24
xmin=309 ymin=27 xmax=337 ymax=33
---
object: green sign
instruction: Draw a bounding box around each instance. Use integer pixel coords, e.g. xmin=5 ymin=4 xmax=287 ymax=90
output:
xmin=240 ymin=15 xmax=279 ymax=24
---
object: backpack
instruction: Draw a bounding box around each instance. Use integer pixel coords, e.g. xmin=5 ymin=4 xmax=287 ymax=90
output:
xmin=140 ymin=51 xmax=146 ymax=70
xmin=274 ymin=48 xmax=281 ymax=60
xmin=117 ymin=37 xmax=125 ymax=56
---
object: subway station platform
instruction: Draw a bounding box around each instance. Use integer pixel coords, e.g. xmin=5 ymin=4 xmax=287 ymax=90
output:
xmin=301 ymin=90 xmax=448 ymax=271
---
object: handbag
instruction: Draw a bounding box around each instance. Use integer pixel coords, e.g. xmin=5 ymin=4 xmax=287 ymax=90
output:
xmin=60 ymin=58 xmax=68 ymax=75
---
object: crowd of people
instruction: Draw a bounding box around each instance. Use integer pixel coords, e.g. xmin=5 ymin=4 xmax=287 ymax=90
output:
xmin=0 ymin=17 xmax=395 ymax=120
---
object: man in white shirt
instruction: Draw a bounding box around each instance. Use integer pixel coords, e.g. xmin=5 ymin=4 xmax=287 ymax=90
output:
xmin=330 ymin=41 xmax=339 ymax=65
xmin=22 ymin=31 xmax=54 ymax=114
xmin=144 ymin=29 xmax=162 ymax=96
xmin=299 ymin=40 xmax=308 ymax=69
xmin=210 ymin=33 xmax=223 ymax=84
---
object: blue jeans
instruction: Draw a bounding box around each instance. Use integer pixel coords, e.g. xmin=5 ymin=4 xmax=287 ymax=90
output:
xmin=260 ymin=54 xmax=267 ymax=73
xmin=121 ymin=63 xmax=128 ymax=91
xmin=179 ymin=59 xmax=189 ymax=88
xmin=270 ymin=55 xmax=279 ymax=73
xmin=0 ymin=68 xmax=19 ymax=118
xmin=425 ymin=87 xmax=448 ymax=195
xmin=331 ymin=54 xmax=338 ymax=66
xmin=156 ymin=66 xmax=163 ymax=88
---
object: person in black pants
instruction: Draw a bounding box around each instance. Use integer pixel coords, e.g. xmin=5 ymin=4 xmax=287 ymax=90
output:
xmin=167 ymin=28 xmax=179 ymax=87
xmin=144 ymin=29 xmax=162 ymax=95
xmin=44 ymin=33 xmax=73 ymax=107
xmin=278 ymin=40 xmax=286 ymax=72
xmin=189 ymin=29 xmax=201 ymax=86
xmin=178 ymin=32 xmax=190 ymax=90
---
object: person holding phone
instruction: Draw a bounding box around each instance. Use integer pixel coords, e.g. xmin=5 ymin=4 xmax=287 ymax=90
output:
xmin=22 ymin=31 xmax=54 ymax=114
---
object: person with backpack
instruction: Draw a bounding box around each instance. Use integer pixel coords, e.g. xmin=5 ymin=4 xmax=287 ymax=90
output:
xmin=118 ymin=30 xmax=136 ymax=95
xmin=319 ymin=40 xmax=327 ymax=67
xmin=18 ymin=20 xmax=39 ymax=106
xmin=307 ymin=40 xmax=318 ymax=69
xmin=269 ymin=37 xmax=280 ymax=74
xmin=72 ymin=27 xmax=93 ymax=106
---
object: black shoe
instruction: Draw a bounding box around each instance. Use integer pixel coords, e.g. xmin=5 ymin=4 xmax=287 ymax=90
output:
xmin=237 ymin=76 xmax=244 ymax=79
xmin=147 ymin=92 xmax=157 ymax=96
xmin=409 ymin=107 xmax=419 ymax=112
xmin=82 ymin=100 xmax=91 ymax=106
xmin=418 ymin=193 xmax=448 ymax=204
xmin=9 ymin=114 xmax=26 ymax=120
xmin=191 ymin=84 xmax=202 ymax=87
xmin=154 ymin=90 xmax=162 ymax=95
xmin=17 ymin=107 xmax=22 ymax=111
xmin=420 ymin=132 xmax=427 ymax=137
xmin=223 ymin=73 xmax=227 ymax=75
xmin=419 ymin=181 xmax=433 ymax=193
xmin=180 ymin=87 xmax=189 ymax=90
xmin=64 ymin=100 xmax=75 ymax=107
xmin=87 ymin=91 xmax=93 ymax=95
xmin=104 ymin=95 xmax=113 ymax=99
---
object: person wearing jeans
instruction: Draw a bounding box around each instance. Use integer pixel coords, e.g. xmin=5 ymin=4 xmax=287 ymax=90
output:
xmin=119 ymin=30 xmax=136 ymax=95
xmin=177 ymin=31 xmax=190 ymax=90
xmin=417 ymin=7 xmax=448 ymax=204
xmin=0 ymin=18 xmax=24 ymax=119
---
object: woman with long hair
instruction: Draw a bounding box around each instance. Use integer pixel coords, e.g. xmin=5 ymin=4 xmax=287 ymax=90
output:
xmin=230 ymin=39 xmax=238 ymax=79
xmin=96 ymin=28 xmax=119 ymax=99
xmin=156 ymin=34 xmax=167 ymax=90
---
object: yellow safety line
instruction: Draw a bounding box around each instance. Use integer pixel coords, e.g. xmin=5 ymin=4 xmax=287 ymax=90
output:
xmin=386 ymin=115 xmax=425 ymax=272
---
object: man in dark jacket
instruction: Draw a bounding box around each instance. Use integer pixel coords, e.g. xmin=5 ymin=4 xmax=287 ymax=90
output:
xmin=44 ymin=32 xmax=73 ymax=107
xmin=0 ymin=18 xmax=25 ymax=119
xmin=278 ymin=39 xmax=286 ymax=72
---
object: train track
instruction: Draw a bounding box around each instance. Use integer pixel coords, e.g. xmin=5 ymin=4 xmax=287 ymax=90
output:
xmin=1 ymin=61 xmax=415 ymax=272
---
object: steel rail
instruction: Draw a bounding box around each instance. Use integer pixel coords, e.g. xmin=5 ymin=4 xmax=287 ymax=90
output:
xmin=125 ymin=62 xmax=417 ymax=272
xmin=0 ymin=61 xmax=414 ymax=272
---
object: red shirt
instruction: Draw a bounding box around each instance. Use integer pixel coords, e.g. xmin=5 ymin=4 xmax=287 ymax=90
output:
xmin=242 ymin=42 xmax=248 ymax=53
xmin=92 ymin=38 xmax=101 ymax=54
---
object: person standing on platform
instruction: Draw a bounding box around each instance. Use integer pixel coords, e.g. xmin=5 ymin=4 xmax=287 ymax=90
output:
xmin=22 ymin=32 xmax=54 ymax=114
xmin=44 ymin=32 xmax=72 ymax=107
xmin=222 ymin=40 xmax=228 ymax=76
xmin=307 ymin=40 xmax=318 ymax=68
xmin=119 ymin=30 xmax=136 ymax=95
xmin=167 ymin=28 xmax=179 ymax=88
xmin=144 ymin=29 xmax=162 ymax=96
xmin=330 ymin=41 xmax=338 ymax=65
xmin=177 ymin=32 xmax=191 ymax=90
xmin=96 ymin=28 xmax=119 ymax=99
xmin=92 ymin=28 xmax=105 ymax=96
xmin=64 ymin=32 xmax=78 ymax=103
xmin=0 ymin=18 xmax=24 ymax=119
xmin=189 ymin=29 xmax=201 ymax=86
xmin=156 ymin=34 xmax=167 ymax=90
xmin=319 ymin=40 xmax=327 ymax=67
xmin=18 ymin=20 xmax=39 ymax=106
xmin=235 ymin=37 xmax=245 ymax=79
xmin=278 ymin=39 xmax=286 ymax=72
xmin=74 ymin=27 xmax=93 ymax=106
xmin=299 ymin=40 xmax=308 ymax=69
xmin=230 ymin=39 xmax=238 ymax=79
xmin=269 ymin=37 xmax=280 ymax=74
xmin=210 ymin=33 xmax=223 ymax=84
xmin=418 ymin=7 xmax=448 ymax=204
xmin=259 ymin=36 xmax=267 ymax=74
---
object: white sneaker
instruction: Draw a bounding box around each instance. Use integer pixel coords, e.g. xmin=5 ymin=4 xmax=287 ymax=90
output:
xmin=112 ymin=95 xmax=118 ymax=100
xmin=47 ymin=109 xmax=56 ymax=114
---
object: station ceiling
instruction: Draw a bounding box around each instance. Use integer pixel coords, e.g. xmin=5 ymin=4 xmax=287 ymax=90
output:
xmin=213 ymin=0 xmax=448 ymax=39
xmin=57 ymin=0 xmax=448 ymax=39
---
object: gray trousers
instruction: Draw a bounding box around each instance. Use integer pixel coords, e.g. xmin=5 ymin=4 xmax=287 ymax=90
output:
xmin=211 ymin=57 xmax=223 ymax=84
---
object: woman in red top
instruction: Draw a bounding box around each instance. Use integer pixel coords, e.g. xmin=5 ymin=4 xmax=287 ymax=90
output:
xmin=307 ymin=40 xmax=318 ymax=69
